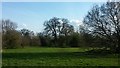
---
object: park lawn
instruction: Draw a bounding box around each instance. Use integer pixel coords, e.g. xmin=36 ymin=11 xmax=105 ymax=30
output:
xmin=2 ymin=47 xmax=119 ymax=66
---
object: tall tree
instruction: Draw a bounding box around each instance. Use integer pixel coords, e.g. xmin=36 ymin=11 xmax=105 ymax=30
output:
xmin=2 ymin=19 xmax=21 ymax=48
xmin=43 ymin=17 xmax=74 ymax=46
xmin=83 ymin=2 xmax=120 ymax=51
xmin=44 ymin=17 xmax=60 ymax=40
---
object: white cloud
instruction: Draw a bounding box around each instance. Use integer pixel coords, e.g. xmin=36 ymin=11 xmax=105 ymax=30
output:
xmin=70 ymin=19 xmax=83 ymax=26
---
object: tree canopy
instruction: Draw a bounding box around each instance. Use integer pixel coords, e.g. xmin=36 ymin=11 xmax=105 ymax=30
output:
xmin=83 ymin=2 xmax=120 ymax=51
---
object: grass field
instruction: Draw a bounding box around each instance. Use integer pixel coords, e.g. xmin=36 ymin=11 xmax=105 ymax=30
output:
xmin=2 ymin=47 xmax=119 ymax=66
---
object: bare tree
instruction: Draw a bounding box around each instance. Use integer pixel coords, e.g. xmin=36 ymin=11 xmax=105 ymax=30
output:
xmin=44 ymin=17 xmax=74 ymax=40
xmin=2 ymin=19 xmax=21 ymax=48
xmin=44 ymin=17 xmax=60 ymax=40
xmin=2 ymin=19 xmax=17 ymax=34
xmin=83 ymin=2 xmax=120 ymax=50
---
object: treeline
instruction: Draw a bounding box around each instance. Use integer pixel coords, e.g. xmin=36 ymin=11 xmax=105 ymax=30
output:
xmin=2 ymin=18 xmax=94 ymax=48
xmin=2 ymin=21 xmax=40 ymax=48
xmin=1 ymin=2 xmax=120 ymax=53
xmin=1 ymin=18 xmax=107 ymax=48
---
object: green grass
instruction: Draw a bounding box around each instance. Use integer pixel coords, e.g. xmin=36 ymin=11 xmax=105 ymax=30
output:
xmin=2 ymin=47 xmax=119 ymax=66
xmin=3 ymin=47 xmax=86 ymax=53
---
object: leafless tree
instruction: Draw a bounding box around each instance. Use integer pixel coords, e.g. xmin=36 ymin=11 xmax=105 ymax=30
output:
xmin=83 ymin=2 xmax=120 ymax=50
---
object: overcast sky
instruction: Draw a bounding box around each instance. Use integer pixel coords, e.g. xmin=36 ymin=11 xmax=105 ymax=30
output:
xmin=2 ymin=2 xmax=104 ymax=33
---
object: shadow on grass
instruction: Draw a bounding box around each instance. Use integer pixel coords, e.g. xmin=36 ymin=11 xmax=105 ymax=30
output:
xmin=2 ymin=50 xmax=118 ymax=60
xmin=2 ymin=49 xmax=119 ymax=67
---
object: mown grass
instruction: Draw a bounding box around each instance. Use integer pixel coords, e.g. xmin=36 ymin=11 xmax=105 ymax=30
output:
xmin=2 ymin=47 xmax=119 ymax=66
xmin=3 ymin=47 xmax=87 ymax=53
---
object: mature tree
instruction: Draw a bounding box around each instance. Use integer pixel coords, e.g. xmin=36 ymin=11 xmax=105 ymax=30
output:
xmin=83 ymin=2 xmax=120 ymax=51
xmin=2 ymin=19 xmax=21 ymax=48
xmin=44 ymin=17 xmax=74 ymax=46
xmin=44 ymin=17 xmax=60 ymax=41
xmin=44 ymin=17 xmax=74 ymax=38
xmin=2 ymin=30 xmax=21 ymax=48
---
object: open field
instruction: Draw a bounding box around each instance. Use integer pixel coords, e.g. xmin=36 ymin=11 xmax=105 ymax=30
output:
xmin=2 ymin=47 xmax=119 ymax=66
